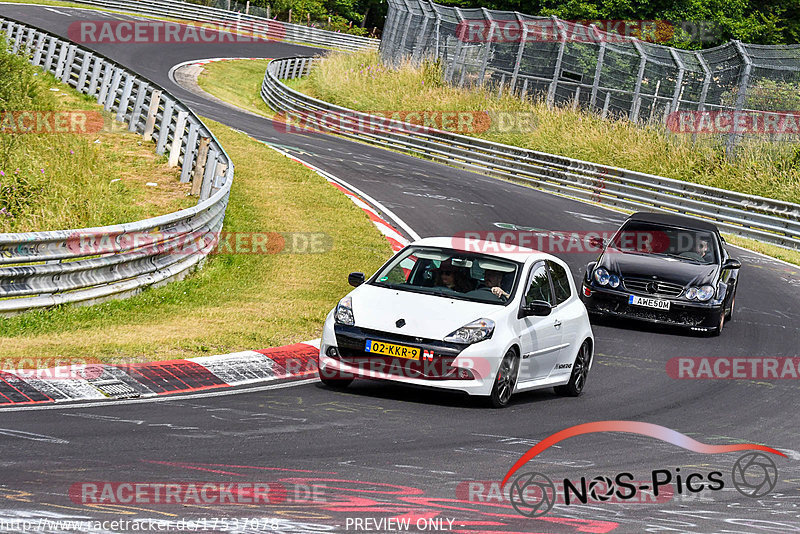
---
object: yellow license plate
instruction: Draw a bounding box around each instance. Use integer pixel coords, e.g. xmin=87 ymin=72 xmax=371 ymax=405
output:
xmin=365 ymin=340 xmax=420 ymax=360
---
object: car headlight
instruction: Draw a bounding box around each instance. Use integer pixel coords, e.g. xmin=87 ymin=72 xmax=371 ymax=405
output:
xmin=334 ymin=296 xmax=354 ymax=325
xmin=444 ymin=318 xmax=495 ymax=344
xmin=593 ymin=268 xmax=610 ymax=286
xmin=684 ymin=285 xmax=715 ymax=301
xmin=608 ymin=274 xmax=620 ymax=288
xmin=696 ymin=285 xmax=715 ymax=301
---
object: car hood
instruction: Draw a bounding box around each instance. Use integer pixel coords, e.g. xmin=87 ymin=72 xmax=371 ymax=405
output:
xmin=349 ymin=283 xmax=505 ymax=340
xmin=599 ymin=251 xmax=718 ymax=286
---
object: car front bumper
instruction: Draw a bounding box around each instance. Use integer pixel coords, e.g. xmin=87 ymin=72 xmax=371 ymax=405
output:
xmin=318 ymin=312 xmax=500 ymax=396
xmin=580 ymin=284 xmax=723 ymax=332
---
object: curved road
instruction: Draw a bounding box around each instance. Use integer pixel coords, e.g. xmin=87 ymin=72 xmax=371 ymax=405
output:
xmin=1 ymin=5 xmax=800 ymax=533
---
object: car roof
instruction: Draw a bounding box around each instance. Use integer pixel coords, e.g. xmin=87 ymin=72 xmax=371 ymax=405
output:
xmin=407 ymin=236 xmax=556 ymax=264
xmin=626 ymin=211 xmax=721 ymax=235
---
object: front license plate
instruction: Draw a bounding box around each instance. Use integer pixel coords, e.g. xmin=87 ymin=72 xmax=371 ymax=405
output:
xmin=629 ymin=295 xmax=671 ymax=310
xmin=365 ymin=340 xmax=420 ymax=360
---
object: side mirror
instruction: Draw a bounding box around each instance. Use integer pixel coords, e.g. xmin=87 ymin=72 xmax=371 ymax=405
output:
xmin=348 ymin=272 xmax=366 ymax=287
xmin=722 ymin=258 xmax=741 ymax=270
xmin=520 ymin=300 xmax=552 ymax=317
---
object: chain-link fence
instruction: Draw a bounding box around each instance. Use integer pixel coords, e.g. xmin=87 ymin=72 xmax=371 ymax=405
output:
xmin=381 ymin=0 xmax=800 ymax=153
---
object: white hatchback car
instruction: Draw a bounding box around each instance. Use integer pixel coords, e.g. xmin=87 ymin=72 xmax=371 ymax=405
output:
xmin=319 ymin=237 xmax=594 ymax=407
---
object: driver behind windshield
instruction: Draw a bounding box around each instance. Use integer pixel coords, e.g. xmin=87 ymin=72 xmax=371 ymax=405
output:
xmin=481 ymin=269 xmax=510 ymax=299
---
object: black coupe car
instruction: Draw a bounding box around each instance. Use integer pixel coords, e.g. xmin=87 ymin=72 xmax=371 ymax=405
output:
xmin=580 ymin=212 xmax=741 ymax=335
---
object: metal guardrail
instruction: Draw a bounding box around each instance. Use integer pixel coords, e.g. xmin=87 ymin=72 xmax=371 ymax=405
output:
xmin=58 ymin=0 xmax=379 ymax=52
xmin=0 ymin=16 xmax=234 ymax=314
xmin=261 ymin=56 xmax=800 ymax=250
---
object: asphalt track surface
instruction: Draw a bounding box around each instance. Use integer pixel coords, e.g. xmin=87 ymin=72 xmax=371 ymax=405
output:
xmin=1 ymin=4 xmax=800 ymax=533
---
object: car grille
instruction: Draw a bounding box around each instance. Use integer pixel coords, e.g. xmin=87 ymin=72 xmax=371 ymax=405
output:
xmin=623 ymin=278 xmax=684 ymax=298
xmin=592 ymin=301 xmax=707 ymax=326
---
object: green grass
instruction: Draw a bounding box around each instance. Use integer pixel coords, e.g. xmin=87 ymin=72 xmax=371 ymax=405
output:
xmin=0 ymin=44 xmax=193 ymax=232
xmin=285 ymin=50 xmax=800 ymax=205
xmin=196 ymin=59 xmax=274 ymax=118
xmin=0 ymin=118 xmax=392 ymax=362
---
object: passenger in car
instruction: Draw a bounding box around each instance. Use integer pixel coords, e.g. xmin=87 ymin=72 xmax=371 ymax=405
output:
xmin=435 ymin=260 xmax=472 ymax=292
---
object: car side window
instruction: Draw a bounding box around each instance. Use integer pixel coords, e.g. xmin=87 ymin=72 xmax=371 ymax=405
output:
xmin=547 ymin=261 xmax=571 ymax=305
xmin=524 ymin=262 xmax=554 ymax=306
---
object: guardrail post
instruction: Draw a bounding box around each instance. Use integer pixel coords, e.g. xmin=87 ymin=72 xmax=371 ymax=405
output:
xmin=200 ymin=149 xmax=219 ymax=201
xmin=181 ymin=123 xmax=200 ymax=182
xmin=43 ymin=37 xmax=56 ymax=72
xmin=397 ymin=0 xmax=415 ymax=57
xmin=191 ymin=137 xmax=211 ymax=196
xmin=143 ymin=89 xmax=162 ymax=142
xmin=23 ymin=27 xmax=35 ymax=56
xmin=649 ymin=80 xmax=661 ymax=122
xmin=61 ymin=44 xmax=77 ymax=84
xmin=547 ymin=16 xmax=566 ymax=108
xmin=97 ymin=63 xmax=113 ymax=105
xmin=726 ymin=40 xmax=752 ymax=157
xmin=601 ymin=92 xmax=611 ymax=118
xmin=7 ymin=23 xmax=18 ymax=54
xmin=668 ymin=48 xmax=686 ymax=113
xmin=629 ymin=40 xmax=647 ymax=122
xmin=430 ymin=1 xmax=441 ymax=59
xmin=105 ymin=67 xmax=123 ymax=112
xmin=88 ymin=56 xmax=103 ymax=97
xmin=31 ymin=32 xmax=45 ymax=65
xmin=410 ymin=0 xmax=431 ymax=63
xmin=168 ymin=111 xmax=189 ymax=167
xmin=589 ymin=24 xmax=605 ymax=110
xmin=509 ymin=13 xmax=527 ymax=94
xmin=477 ymin=8 xmax=496 ymax=87
xmin=445 ymin=7 xmax=465 ymax=83
xmin=54 ymin=42 xmax=68 ymax=78
xmin=695 ymin=51 xmax=711 ymax=112
xmin=128 ymin=80 xmax=149 ymax=132
xmin=76 ymin=52 xmax=93 ymax=92
xmin=116 ymin=75 xmax=135 ymax=122
xmin=213 ymin=162 xmax=228 ymax=191
xmin=156 ymin=98 xmax=176 ymax=155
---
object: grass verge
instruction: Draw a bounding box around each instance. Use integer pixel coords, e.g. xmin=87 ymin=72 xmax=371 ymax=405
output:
xmin=285 ymin=50 xmax=800 ymax=205
xmin=0 ymin=118 xmax=392 ymax=362
xmin=196 ymin=59 xmax=274 ymax=118
xmin=1 ymin=43 xmax=192 ymax=232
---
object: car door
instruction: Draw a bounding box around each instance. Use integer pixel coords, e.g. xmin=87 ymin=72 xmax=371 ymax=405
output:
xmin=545 ymin=260 xmax=584 ymax=379
xmin=517 ymin=261 xmax=564 ymax=382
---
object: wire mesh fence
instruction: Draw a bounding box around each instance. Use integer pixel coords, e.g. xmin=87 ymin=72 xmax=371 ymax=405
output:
xmin=381 ymin=0 xmax=800 ymax=154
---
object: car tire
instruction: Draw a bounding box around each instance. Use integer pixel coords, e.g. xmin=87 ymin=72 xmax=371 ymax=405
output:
xmin=711 ymin=310 xmax=725 ymax=337
xmin=726 ymin=291 xmax=736 ymax=320
xmin=319 ymin=367 xmax=354 ymax=389
xmin=489 ymin=348 xmax=519 ymax=408
xmin=554 ymin=341 xmax=591 ymax=397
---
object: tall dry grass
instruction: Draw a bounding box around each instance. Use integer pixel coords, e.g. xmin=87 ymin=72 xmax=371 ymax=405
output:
xmin=289 ymin=50 xmax=800 ymax=204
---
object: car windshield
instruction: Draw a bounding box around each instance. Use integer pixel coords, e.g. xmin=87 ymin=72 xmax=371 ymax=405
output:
xmin=370 ymin=247 xmax=521 ymax=304
xmin=609 ymin=221 xmax=720 ymax=264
